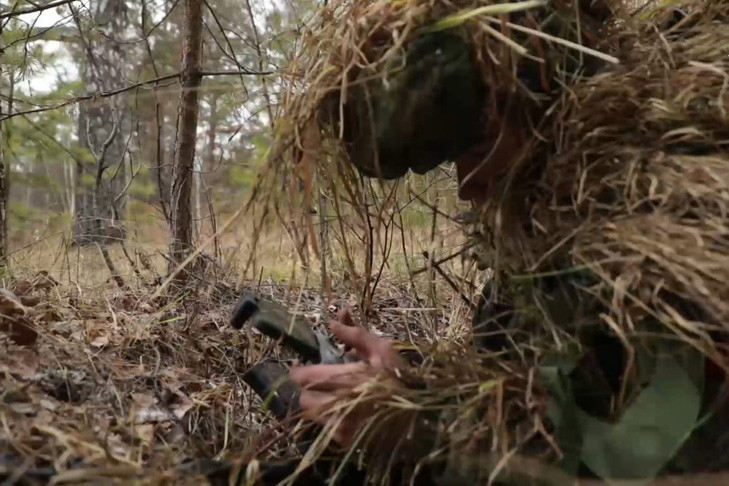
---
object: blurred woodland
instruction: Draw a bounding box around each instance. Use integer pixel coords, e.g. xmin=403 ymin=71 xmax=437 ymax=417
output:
xmin=1 ymin=0 xmax=466 ymax=294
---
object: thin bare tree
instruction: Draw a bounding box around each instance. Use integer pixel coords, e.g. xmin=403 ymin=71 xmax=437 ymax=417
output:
xmin=70 ymin=1 xmax=131 ymax=246
xmin=170 ymin=0 xmax=204 ymax=284
xmin=0 ymin=20 xmax=7 ymax=268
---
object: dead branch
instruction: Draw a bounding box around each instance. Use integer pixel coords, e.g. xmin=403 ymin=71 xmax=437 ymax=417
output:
xmin=96 ymin=243 xmax=126 ymax=289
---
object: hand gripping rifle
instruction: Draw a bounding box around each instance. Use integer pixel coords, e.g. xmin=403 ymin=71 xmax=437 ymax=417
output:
xmin=219 ymin=293 xmax=369 ymax=485
xmin=230 ymin=293 xmax=357 ymax=421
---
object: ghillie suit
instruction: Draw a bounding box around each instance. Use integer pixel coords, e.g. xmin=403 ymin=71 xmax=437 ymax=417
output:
xmin=258 ymin=0 xmax=729 ymax=484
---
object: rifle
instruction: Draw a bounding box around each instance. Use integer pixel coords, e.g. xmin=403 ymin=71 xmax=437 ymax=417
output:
xmin=222 ymin=293 xmax=372 ymax=485
xmin=230 ymin=293 xmax=357 ymax=419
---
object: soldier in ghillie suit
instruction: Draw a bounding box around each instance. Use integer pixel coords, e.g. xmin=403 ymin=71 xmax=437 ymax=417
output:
xmin=263 ymin=0 xmax=729 ymax=484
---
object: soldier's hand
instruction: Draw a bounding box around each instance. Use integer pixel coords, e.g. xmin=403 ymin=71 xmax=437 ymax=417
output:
xmin=289 ymin=308 xmax=404 ymax=447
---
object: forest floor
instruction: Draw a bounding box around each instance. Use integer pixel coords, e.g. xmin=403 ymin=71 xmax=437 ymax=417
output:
xmin=0 ymin=262 xmax=464 ymax=484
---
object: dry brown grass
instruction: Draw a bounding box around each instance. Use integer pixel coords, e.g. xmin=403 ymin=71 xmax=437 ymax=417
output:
xmin=1 ymin=193 xmax=480 ymax=483
xmin=1 ymin=245 xmax=473 ymax=485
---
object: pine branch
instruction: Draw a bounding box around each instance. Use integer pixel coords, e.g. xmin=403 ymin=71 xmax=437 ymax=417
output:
xmin=1 ymin=0 xmax=76 ymax=20
xmin=0 ymin=70 xmax=273 ymax=122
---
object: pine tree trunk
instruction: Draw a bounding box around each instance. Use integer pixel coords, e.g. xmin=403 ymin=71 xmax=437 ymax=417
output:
xmin=170 ymin=0 xmax=203 ymax=282
xmin=0 ymin=24 xmax=8 ymax=268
